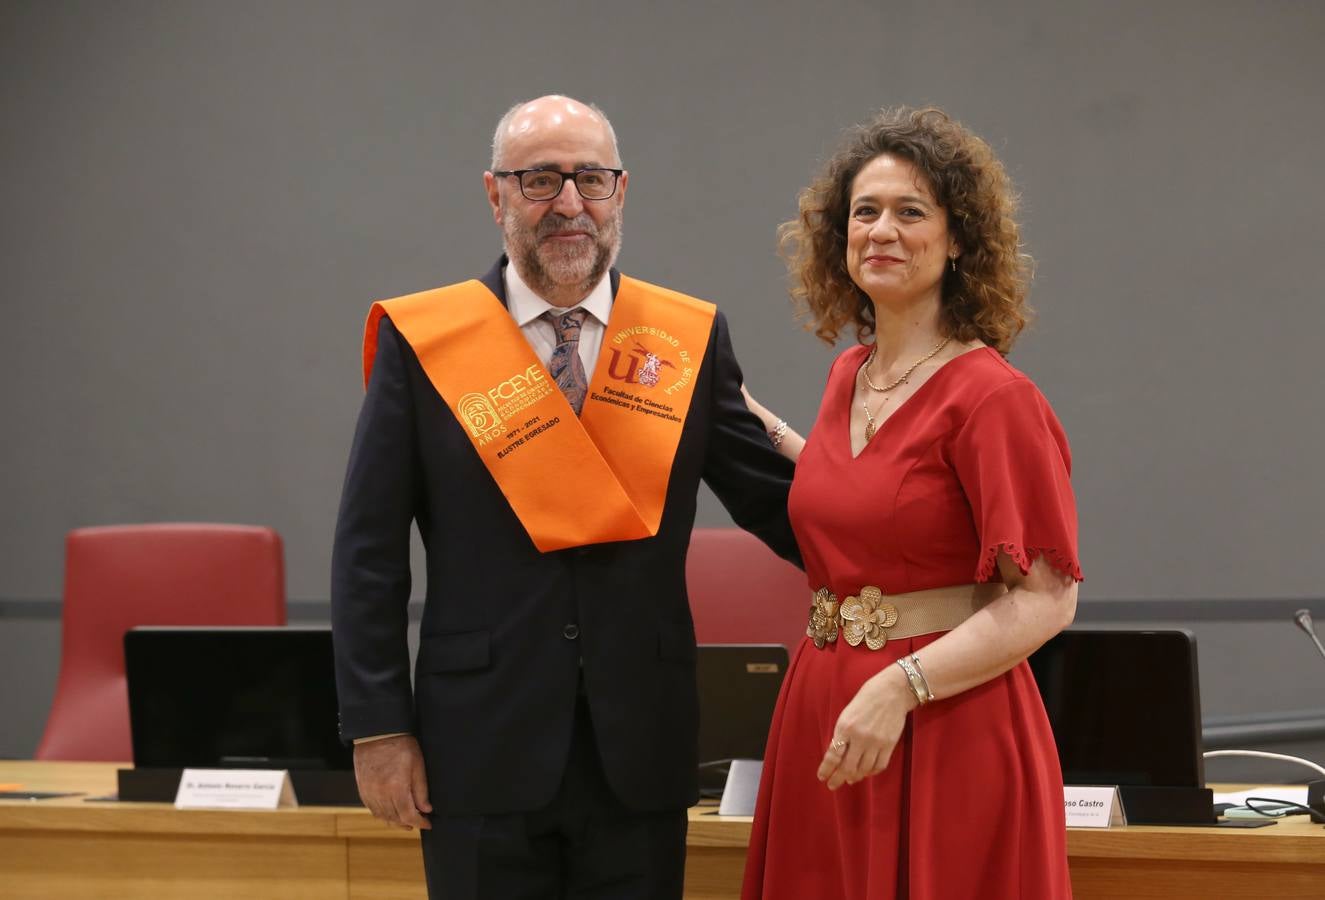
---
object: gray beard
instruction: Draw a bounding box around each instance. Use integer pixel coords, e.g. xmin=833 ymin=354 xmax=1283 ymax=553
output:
xmin=505 ymin=211 xmax=622 ymax=305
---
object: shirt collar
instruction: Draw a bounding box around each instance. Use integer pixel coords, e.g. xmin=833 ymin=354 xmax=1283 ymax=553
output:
xmin=504 ymin=260 xmax=613 ymax=327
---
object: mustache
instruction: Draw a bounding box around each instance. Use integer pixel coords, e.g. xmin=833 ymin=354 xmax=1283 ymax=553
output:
xmin=536 ymin=214 xmax=599 ymax=239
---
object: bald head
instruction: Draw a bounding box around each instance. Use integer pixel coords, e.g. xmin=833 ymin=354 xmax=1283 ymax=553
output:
xmin=490 ymin=95 xmax=621 ymax=170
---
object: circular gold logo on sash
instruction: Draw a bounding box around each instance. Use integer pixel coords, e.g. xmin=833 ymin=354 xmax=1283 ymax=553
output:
xmin=459 ymin=391 xmax=502 ymax=437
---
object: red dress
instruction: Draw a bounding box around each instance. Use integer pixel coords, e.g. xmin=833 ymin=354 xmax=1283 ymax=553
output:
xmin=742 ymin=346 xmax=1083 ymax=900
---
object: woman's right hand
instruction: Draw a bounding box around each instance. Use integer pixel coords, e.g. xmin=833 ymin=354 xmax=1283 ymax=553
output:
xmin=740 ymin=384 xmax=805 ymax=462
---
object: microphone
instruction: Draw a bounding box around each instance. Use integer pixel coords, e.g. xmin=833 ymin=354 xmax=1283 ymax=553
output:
xmin=1293 ymin=609 xmax=1325 ymax=663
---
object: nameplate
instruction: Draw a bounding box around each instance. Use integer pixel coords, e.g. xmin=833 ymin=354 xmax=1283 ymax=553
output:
xmin=1064 ymin=785 xmax=1125 ymax=827
xmin=175 ymin=769 xmax=297 ymax=810
xmin=718 ymin=759 xmax=763 ymax=816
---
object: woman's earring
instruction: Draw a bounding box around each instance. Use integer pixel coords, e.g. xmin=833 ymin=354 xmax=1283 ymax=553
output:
xmin=950 ymin=257 xmax=957 ymax=273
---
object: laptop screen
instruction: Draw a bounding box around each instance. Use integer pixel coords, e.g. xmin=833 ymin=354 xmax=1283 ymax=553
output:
xmin=1028 ymin=629 xmax=1205 ymax=788
xmin=124 ymin=626 xmax=351 ymax=770
xmin=696 ymin=643 xmax=789 ymax=794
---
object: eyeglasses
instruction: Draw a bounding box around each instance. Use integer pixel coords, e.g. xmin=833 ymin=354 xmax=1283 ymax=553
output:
xmin=492 ymin=167 xmax=623 ymax=202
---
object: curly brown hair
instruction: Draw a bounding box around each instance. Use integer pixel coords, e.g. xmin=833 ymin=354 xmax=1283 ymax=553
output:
xmin=780 ymin=106 xmax=1031 ymax=352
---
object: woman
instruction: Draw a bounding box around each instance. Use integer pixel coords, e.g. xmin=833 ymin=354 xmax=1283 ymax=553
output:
xmin=741 ymin=107 xmax=1082 ymax=899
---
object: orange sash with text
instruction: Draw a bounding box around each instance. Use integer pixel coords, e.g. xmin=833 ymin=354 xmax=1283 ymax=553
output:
xmin=363 ymin=276 xmax=716 ymax=551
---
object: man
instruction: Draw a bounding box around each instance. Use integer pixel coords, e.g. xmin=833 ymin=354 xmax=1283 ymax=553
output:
xmin=331 ymin=95 xmax=798 ymax=899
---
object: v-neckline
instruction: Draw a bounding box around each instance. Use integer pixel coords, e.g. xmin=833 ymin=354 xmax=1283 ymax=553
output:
xmin=844 ymin=345 xmax=991 ymax=460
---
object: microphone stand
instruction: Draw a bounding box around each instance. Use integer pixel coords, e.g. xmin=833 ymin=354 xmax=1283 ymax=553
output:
xmin=1292 ymin=609 xmax=1325 ymax=819
xmin=1294 ymin=609 xmax=1325 ymax=662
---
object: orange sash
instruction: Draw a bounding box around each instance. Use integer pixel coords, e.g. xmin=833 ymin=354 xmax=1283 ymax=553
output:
xmin=363 ymin=275 xmax=716 ymax=551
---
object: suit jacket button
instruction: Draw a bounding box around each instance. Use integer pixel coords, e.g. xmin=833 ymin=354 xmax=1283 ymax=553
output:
xmin=563 ymin=623 xmax=580 ymax=640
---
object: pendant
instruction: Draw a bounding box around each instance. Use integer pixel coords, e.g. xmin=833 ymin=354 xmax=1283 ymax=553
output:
xmin=864 ymin=422 xmax=876 ymax=441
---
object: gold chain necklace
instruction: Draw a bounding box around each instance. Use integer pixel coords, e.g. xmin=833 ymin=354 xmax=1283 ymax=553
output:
xmin=858 ymin=336 xmax=951 ymax=442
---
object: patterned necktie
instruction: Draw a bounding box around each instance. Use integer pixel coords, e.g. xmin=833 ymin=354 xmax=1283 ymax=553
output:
xmin=543 ymin=308 xmax=589 ymax=414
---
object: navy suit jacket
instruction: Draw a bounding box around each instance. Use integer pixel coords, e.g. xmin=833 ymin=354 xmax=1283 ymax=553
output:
xmin=331 ymin=258 xmax=799 ymax=815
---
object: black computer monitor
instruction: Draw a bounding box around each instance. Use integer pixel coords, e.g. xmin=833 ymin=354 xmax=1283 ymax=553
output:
xmin=124 ymin=626 xmax=351 ymax=771
xmin=1028 ymin=629 xmax=1205 ymax=788
xmin=696 ymin=643 xmax=789 ymax=794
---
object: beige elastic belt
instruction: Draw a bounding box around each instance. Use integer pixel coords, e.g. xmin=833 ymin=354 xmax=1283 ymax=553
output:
xmin=807 ymin=582 xmax=1007 ymax=650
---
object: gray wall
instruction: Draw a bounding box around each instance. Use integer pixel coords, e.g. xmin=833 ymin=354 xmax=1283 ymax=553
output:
xmin=3 ymin=1 xmax=1323 ymax=769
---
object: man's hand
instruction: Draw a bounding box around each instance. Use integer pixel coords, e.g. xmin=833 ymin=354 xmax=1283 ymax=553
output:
xmin=353 ymin=734 xmax=433 ymax=830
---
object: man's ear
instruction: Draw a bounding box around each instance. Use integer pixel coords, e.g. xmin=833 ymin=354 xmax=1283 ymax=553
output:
xmin=615 ymin=170 xmax=628 ymax=211
xmin=484 ymin=171 xmax=502 ymax=226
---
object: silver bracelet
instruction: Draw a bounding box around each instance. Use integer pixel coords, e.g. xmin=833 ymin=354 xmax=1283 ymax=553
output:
xmin=769 ymin=419 xmax=788 ymax=448
xmin=896 ymin=654 xmax=933 ymax=706
xmin=908 ymin=653 xmax=934 ymax=701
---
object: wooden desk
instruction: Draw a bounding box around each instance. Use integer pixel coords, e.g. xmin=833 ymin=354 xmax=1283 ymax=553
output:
xmin=2 ymin=762 xmax=1322 ymax=898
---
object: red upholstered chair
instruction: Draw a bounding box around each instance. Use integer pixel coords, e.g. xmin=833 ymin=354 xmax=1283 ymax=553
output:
xmin=35 ymin=524 xmax=286 ymax=762
xmin=686 ymin=527 xmax=808 ymax=651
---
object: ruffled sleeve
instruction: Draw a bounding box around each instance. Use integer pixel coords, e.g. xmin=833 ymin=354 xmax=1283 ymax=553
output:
xmin=950 ymin=377 xmax=1083 ymax=583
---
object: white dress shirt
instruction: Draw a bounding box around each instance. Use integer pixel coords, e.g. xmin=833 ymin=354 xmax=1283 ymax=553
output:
xmin=504 ymin=262 xmax=613 ymax=373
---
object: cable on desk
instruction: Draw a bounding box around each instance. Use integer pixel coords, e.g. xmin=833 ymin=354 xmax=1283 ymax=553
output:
xmin=1202 ymin=749 xmax=1325 ymax=779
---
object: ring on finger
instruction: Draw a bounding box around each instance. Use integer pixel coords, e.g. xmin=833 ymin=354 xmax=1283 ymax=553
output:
xmin=830 ymin=738 xmax=848 ymax=753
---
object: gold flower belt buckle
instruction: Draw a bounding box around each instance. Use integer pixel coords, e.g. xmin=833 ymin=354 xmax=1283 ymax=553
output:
xmin=807 ymin=585 xmax=899 ymax=651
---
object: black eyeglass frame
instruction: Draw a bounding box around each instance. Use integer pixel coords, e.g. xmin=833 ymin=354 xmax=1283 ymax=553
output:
xmin=491 ymin=167 xmax=624 ymax=202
